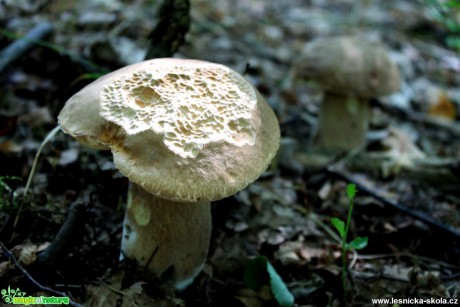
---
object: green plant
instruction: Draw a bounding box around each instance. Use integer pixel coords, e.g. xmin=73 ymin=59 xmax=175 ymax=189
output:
xmin=244 ymin=256 xmax=294 ymax=307
xmin=331 ymin=183 xmax=368 ymax=302
xmin=425 ymin=0 xmax=460 ymax=53
xmin=0 ymin=176 xmax=21 ymax=210
xmin=1 ymin=286 xmax=26 ymax=304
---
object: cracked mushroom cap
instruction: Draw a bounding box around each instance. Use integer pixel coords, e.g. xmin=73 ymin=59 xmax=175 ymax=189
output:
xmin=58 ymin=58 xmax=280 ymax=202
xmin=298 ymin=36 xmax=400 ymax=97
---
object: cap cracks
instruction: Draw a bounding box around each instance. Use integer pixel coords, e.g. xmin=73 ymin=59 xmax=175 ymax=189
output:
xmin=100 ymin=66 xmax=257 ymax=159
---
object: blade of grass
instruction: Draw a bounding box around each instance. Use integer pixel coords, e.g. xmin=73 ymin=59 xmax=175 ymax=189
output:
xmin=14 ymin=126 xmax=61 ymax=228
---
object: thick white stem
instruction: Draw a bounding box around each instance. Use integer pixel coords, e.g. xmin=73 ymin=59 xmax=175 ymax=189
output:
xmin=121 ymin=182 xmax=212 ymax=289
xmin=314 ymin=92 xmax=369 ymax=152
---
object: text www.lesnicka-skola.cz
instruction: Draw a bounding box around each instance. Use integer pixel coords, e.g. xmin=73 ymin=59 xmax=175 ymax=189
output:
xmin=371 ymin=297 xmax=458 ymax=305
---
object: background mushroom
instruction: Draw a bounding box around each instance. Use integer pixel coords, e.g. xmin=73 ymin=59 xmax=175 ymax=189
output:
xmin=296 ymin=36 xmax=400 ymax=152
xmin=58 ymin=58 xmax=280 ymax=289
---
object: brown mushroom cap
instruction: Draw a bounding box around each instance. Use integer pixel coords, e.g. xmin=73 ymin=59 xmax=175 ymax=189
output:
xmin=59 ymin=58 xmax=280 ymax=202
xmin=298 ymin=36 xmax=400 ymax=97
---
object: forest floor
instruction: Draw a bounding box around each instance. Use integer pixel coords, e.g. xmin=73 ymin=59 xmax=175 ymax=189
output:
xmin=0 ymin=0 xmax=459 ymax=306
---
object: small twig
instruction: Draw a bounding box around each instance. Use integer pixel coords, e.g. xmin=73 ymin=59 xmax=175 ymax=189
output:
xmin=440 ymin=271 xmax=460 ymax=281
xmin=357 ymin=252 xmax=460 ymax=269
xmin=326 ymin=166 xmax=460 ymax=240
xmin=353 ymin=270 xmax=409 ymax=283
xmin=0 ymin=23 xmax=106 ymax=74
xmin=0 ymin=22 xmax=53 ymax=74
xmin=0 ymin=241 xmax=83 ymax=307
xmin=35 ymin=202 xmax=88 ymax=268
xmin=357 ymin=251 xmax=460 ymax=281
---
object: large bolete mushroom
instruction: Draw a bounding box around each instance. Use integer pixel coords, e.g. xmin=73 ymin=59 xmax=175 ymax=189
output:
xmin=297 ymin=36 xmax=400 ymax=152
xmin=58 ymin=58 xmax=280 ymax=289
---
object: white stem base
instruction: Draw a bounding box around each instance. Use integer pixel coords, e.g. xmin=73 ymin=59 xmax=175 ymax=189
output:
xmin=121 ymin=182 xmax=212 ymax=289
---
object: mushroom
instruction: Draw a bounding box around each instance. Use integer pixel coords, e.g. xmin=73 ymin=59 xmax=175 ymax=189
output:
xmin=297 ymin=36 xmax=400 ymax=152
xmin=58 ymin=58 xmax=280 ymax=289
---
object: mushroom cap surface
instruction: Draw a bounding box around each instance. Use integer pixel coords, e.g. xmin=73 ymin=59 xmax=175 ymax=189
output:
xmin=59 ymin=58 xmax=280 ymax=202
xmin=298 ymin=36 xmax=400 ymax=97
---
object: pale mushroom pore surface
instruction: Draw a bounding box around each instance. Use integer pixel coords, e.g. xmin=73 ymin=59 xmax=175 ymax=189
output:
xmin=100 ymin=66 xmax=257 ymax=159
xmin=58 ymin=59 xmax=280 ymax=203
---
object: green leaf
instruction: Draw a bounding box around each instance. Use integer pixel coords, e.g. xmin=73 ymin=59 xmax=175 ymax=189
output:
xmin=243 ymin=256 xmax=268 ymax=290
xmin=331 ymin=217 xmax=345 ymax=239
xmin=347 ymin=237 xmax=368 ymax=250
xmin=446 ymin=36 xmax=460 ymax=51
xmin=446 ymin=0 xmax=460 ymax=8
xmin=266 ymin=261 xmax=295 ymax=307
xmin=346 ymin=183 xmax=357 ymax=200
xmin=0 ymin=176 xmax=21 ymax=192
xmin=244 ymin=256 xmax=295 ymax=307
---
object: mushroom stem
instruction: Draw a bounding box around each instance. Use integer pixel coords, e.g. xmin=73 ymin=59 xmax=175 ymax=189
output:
xmin=314 ymin=91 xmax=369 ymax=152
xmin=121 ymin=182 xmax=212 ymax=290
